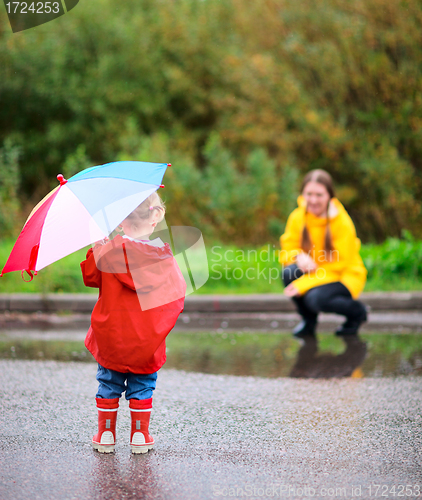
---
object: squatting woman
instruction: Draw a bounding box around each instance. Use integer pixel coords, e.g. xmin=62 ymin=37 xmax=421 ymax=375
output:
xmin=279 ymin=169 xmax=367 ymax=338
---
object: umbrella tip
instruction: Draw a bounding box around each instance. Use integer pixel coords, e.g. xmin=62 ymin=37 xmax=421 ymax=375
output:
xmin=160 ymin=184 xmax=165 ymax=188
xmin=57 ymin=174 xmax=68 ymax=186
xmin=167 ymin=163 xmax=171 ymax=167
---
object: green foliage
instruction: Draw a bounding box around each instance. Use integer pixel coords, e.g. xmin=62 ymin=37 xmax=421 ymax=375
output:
xmin=1 ymin=236 xmax=422 ymax=294
xmin=62 ymin=144 xmax=91 ymax=181
xmin=0 ymin=241 xmax=93 ymax=294
xmin=193 ymin=133 xmax=295 ymax=244
xmin=360 ymin=231 xmax=422 ymax=290
xmin=1 ymin=0 xmax=422 ymax=242
xmin=0 ymin=139 xmax=21 ymax=237
xmin=206 ymin=242 xmax=283 ymax=293
xmin=116 ymin=131 xmax=299 ymax=244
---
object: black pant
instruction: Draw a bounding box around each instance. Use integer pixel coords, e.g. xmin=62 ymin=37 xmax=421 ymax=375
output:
xmin=282 ymin=264 xmax=366 ymax=323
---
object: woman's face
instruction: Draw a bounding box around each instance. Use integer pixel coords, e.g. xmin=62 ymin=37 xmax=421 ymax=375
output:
xmin=302 ymin=181 xmax=331 ymax=217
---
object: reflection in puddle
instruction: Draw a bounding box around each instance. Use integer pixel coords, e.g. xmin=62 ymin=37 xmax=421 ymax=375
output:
xmin=165 ymin=332 xmax=422 ymax=378
xmin=289 ymin=337 xmax=367 ymax=378
xmin=91 ymin=452 xmax=161 ymax=499
xmin=0 ymin=331 xmax=421 ymax=378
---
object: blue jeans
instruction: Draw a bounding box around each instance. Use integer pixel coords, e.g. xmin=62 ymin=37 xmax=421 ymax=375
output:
xmin=96 ymin=364 xmax=157 ymax=400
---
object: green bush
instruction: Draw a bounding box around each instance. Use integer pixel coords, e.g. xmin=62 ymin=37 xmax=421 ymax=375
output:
xmin=0 ymin=139 xmax=21 ymax=237
xmin=1 ymin=0 xmax=422 ymax=243
xmin=360 ymin=231 xmax=422 ymax=291
xmin=0 ymin=241 xmax=93 ymax=294
xmin=116 ymin=131 xmax=299 ymax=245
xmin=1 ymin=236 xmax=421 ymax=294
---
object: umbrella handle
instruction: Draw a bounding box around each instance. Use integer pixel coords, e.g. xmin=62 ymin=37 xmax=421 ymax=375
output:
xmin=21 ymin=269 xmax=36 ymax=282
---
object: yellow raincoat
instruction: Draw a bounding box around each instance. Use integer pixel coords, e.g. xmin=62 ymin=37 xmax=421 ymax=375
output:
xmin=279 ymin=196 xmax=367 ymax=299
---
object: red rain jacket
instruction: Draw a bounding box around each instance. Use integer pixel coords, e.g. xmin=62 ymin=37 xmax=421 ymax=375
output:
xmin=80 ymin=235 xmax=186 ymax=373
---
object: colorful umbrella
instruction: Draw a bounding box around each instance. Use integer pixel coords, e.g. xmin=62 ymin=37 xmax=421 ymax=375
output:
xmin=1 ymin=161 xmax=169 ymax=280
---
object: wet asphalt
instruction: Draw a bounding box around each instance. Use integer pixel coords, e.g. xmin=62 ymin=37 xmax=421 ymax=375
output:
xmin=0 ymin=359 xmax=421 ymax=500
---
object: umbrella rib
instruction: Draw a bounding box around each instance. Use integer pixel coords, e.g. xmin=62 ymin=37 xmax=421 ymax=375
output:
xmin=102 ymin=207 xmax=113 ymax=236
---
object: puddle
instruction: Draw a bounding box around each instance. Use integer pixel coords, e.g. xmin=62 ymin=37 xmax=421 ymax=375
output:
xmin=0 ymin=331 xmax=421 ymax=378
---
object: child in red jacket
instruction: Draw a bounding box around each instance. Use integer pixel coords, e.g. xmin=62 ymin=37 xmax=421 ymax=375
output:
xmin=81 ymin=192 xmax=186 ymax=454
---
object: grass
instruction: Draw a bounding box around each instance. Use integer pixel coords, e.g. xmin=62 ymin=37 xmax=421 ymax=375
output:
xmin=0 ymin=243 xmax=95 ymax=294
xmin=1 ymin=236 xmax=422 ymax=294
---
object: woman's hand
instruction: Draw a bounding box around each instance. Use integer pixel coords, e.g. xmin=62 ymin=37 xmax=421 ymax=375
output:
xmin=284 ymin=283 xmax=300 ymax=297
xmin=296 ymin=253 xmax=317 ymax=272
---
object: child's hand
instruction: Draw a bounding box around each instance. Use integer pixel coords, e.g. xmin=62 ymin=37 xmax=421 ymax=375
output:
xmin=94 ymin=237 xmax=109 ymax=246
xmin=284 ymin=283 xmax=300 ymax=297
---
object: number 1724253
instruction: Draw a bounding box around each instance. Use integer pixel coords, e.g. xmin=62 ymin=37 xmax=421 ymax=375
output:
xmin=5 ymin=2 xmax=61 ymax=14
xmin=367 ymin=484 xmax=421 ymax=497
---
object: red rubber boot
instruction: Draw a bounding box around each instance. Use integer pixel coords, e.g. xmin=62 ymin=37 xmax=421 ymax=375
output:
xmin=92 ymin=397 xmax=119 ymax=453
xmin=129 ymin=398 xmax=155 ymax=454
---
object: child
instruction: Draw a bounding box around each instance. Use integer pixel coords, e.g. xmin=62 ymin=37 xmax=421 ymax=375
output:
xmin=81 ymin=192 xmax=186 ymax=454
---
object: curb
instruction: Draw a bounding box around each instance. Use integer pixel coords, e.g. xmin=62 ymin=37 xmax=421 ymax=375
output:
xmin=1 ymin=311 xmax=421 ymax=333
xmin=0 ymin=292 xmax=422 ymax=313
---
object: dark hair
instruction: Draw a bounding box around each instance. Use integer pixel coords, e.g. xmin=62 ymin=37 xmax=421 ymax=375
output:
xmin=300 ymin=169 xmax=335 ymax=256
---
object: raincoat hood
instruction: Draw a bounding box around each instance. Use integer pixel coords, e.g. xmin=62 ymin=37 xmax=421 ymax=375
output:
xmin=296 ymin=195 xmax=345 ymax=224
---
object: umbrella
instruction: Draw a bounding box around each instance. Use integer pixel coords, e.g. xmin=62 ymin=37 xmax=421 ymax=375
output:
xmin=1 ymin=161 xmax=169 ymax=280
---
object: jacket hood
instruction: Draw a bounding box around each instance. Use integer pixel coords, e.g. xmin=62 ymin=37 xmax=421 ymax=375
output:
xmin=93 ymin=234 xmax=176 ymax=293
xmin=296 ymin=195 xmax=346 ymax=221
